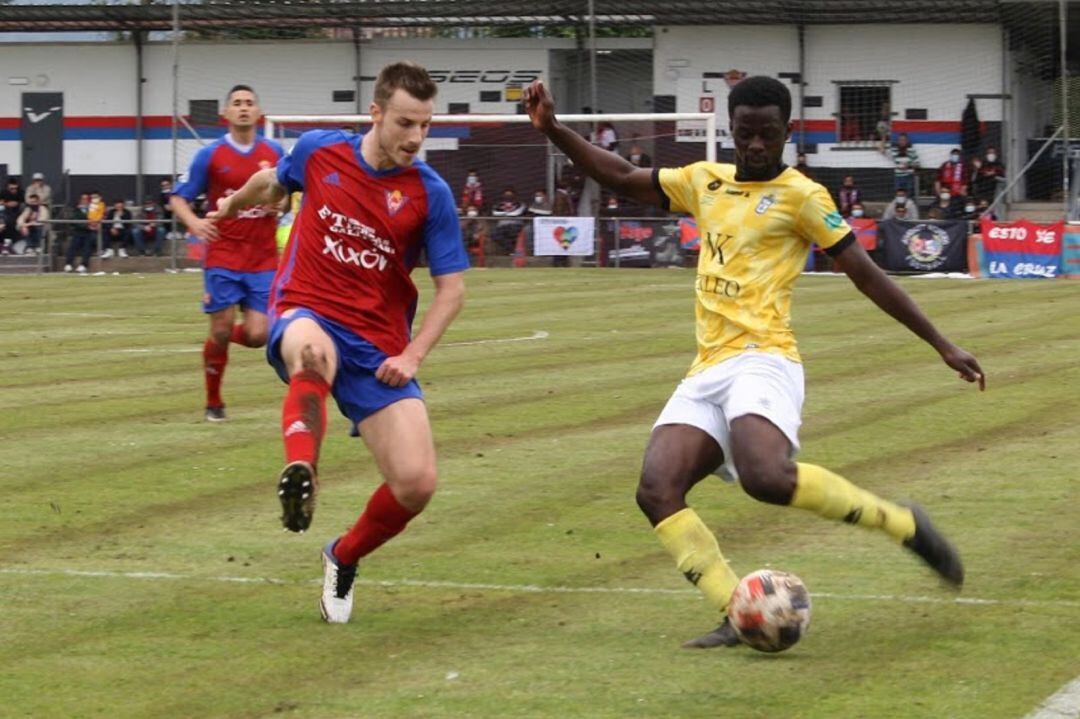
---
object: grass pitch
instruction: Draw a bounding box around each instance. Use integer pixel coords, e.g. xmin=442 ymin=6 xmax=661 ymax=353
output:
xmin=1 ymin=269 xmax=1077 ymax=718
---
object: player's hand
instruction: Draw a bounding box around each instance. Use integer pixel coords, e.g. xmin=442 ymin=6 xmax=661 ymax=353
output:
xmin=375 ymin=352 xmax=421 ymax=388
xmin=940 ymin=343 xmax=985 ymax=391
xmin=523 ymin=80 xmax=556 ymax=134
xmin=207 ymin=194 xmax=239 ymax=223
xmin=186 ymin=216 xmax=219 ymax=242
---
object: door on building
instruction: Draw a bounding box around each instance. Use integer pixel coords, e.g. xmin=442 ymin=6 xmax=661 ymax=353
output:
xmin=21 ymin=92 xmax=64 ymax=205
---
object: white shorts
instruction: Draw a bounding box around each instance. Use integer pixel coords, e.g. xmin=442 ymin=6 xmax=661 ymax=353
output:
xmin=653 ymin=352 xmax=805 ymax=482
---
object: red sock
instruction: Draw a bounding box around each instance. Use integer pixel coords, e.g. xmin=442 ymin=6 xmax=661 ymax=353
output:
xmin=333 ymin=483 xmax=419 ymax=566
xmin=229 ymin=323 xmax=250 ymax=347
xmin=281 ymin=369 xmax=330 ymax=467
xmin=203 ymin=338 xmax=229 ymax=408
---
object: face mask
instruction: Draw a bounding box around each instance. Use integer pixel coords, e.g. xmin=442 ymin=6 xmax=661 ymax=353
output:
xmin=965 ymin=205 xmax=975 ymax=213
xmin=986 ymin=154 xmax=997 ymax=163
xmin=950 ymin=154 xmax=960 ymax=162
xmin=534 ymin=196 xmax=544 ymax=204
xmin=895 ymin=195 xmax=906 ymax=203
xmin=466 ymin=175 xmax=478 ymax=186
xmin=940 ymin=193 xmax=951 ymax=202
xmin=466 ymin=210 xmax=478 ymax=217
xmin=607 ymin=203 xmax=618 ymax=209
xmin=852 ymin=209 xmax=864 ymax=218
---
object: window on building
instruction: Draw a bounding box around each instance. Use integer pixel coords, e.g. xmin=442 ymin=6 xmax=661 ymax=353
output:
xmin=189 ymin=99 xmax=219 ymax=127
xmin=835 ymin=83 xmax=894 ymax=145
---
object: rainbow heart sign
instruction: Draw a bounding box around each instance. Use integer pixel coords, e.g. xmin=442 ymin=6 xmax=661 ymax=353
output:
xmin=553 ymin=225 xmax=579 ymax=249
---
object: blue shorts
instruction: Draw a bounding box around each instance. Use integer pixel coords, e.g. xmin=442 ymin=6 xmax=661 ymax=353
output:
xmin=267 ymin=308 xmax=423 ymax=431
xmin=202 ymin=268 xmax=275 ymax=314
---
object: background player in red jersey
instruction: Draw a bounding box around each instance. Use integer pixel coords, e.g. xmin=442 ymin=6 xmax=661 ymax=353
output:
xmin=210 ymin=62 xmax=469 ymax=623
xmin=171 ymin=85 xmax=284 ymax=422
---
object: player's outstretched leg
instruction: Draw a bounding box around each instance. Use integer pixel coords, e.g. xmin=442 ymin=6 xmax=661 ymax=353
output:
xmin=901 ymin=503 xmax=964 ymax=586
xmin=202 ymin=337 xmax=229 ymax=422
xmin=789 ymin=463 xmax=963 ymax=586
xmin=319 ymin=539 xmax=356 ymax=623
xmin=638 ymin=426 xmax=744 ymax=649
xmin=278 ymin=369 xmax=329 ymax=532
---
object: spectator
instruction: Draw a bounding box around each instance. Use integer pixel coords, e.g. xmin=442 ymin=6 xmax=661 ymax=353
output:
xmin=840 ymin=105 xmax=862 ymax=142
xmin=971 ymin=147 xmax=1005 ymax=202
xmin=551 ymin=181 xmax=574 ymax=216
xmin=838 ymin=175 xmax=862 ymax=218
xmin=928 ymin=189 xmax=963 ymax=220
xmin=64 ymin=192 xmax=93 ymax=273
xmin=892 ymin=203 xmax=911 ymax=221
xmin=793 ymin=152 xmax=813 ymax=179
xmin=102 ymin=200 xmax=132 ymax=259
xmin=158 ymin=179 xmax=175 ymax=223
xmin=460 ymin=169 xmax=484 ymax=212
xmin=1 ymin=178 xmax=22 ymax=254
xmin=491 ymin=187 xmax=526 ymax=253
xmin=882 ymin=132 xmax=920 ymax=196
xmin=16 ymin=193 xmax=49 ymax=255
xmin=935 ymin=148 xmax=970 ymax=199
xmin=960 ymin=198 xmax=981 ymax=222
xmin=626 ymin=140 xmax=652 ymax=168
xmin=86 ymin=190 xmax=105 ymax=253
xmin=559 ymin=160 xmax=586 ymax=212
xmin=849 ymin=201 xmax=867 ymax=220
xmin=882 ymin=187 xmax=920 ymax=220
xmin=460 ymin=203 xmax=488 ymax=260
xmin=24 ymin=172 xmax=52 ymax=207
xmin=528 ymin=189 xmax=553 ymax=217
xmin=976 ymin=198 xmax=997 ymax=221
xmin=133 ymin=200 xmax=164 ymax=256
xmin=590 ymin=121 xmax=618 ymax=152
xmin=874 ymin=103 xmax=892 ymax=144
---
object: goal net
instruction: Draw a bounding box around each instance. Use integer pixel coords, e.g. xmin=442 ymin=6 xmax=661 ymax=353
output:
xmin=263 ymin=112 xmax=716 ymax=267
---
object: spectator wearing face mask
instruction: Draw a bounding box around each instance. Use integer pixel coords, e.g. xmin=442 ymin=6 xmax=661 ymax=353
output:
xmin=461 ymin=169 xmax=484 ymax=213
xmin=625 ymin=140 xmax=652 ymax=169
xmin=491 ymin=187 xmax=526 ymax=253
xmin=64 ymin=193 xmax=94 ymax=272
xmin=975 ymin=198 xmax=997 ymax=220
xmin=971 ymin=147 xmax=1005 ymax=202
xmin=133 ymin=200 xmax=164 ymax=256
xmin=528 ymin=190 xmax=553 ymax=217
xmin=881 ymin=188 xmax=920 ymax=221
xmin=838 ymin=175 xmax=862 ymax=218
xmin=961 ymin=199 xmax=980 ymax=221
xmin=928 ymin=189 xmax=963 ymax=220
xmin=935 ymin=148 xmax=970 ymax=199
xmin=849 ymin=202 xmax=868 ymax=220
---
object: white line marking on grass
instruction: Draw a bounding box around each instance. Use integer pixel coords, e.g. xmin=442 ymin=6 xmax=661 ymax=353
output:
xmin=444 ymin=330 xmax=549 ymax=347
xmin=45 ymin=312 xmax=125 ymax=318
xmin=115 ymin=348 xmax=201 ymax=354
xmin=1 ymin=567 xmax=1078 ymax=609
xmin=1023 ymin=676 xmax=1080 ymax=719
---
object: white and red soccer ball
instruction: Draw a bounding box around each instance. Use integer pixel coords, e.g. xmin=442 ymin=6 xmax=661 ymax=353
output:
xmin=728 ymin=569 xmax=812 ymax=652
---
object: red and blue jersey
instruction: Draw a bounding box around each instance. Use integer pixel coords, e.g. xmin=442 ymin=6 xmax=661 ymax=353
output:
xmin=271 ymin=130 xmax=469 ymax=356
xmin=173 ymin=135 xmax=284 ymax=272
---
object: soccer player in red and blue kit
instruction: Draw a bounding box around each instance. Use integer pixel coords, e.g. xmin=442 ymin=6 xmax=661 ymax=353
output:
xmin=171 ymin=85 xmax=284 ymax=422
xmin=210 ymin=62 xmax=469 ymax=623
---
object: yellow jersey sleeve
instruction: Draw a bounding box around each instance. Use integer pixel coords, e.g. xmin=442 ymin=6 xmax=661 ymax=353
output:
xmin=656 ymin=164 xmax=702 ymax=215
xmin=795 ymin=184 xmax=851 ymax=251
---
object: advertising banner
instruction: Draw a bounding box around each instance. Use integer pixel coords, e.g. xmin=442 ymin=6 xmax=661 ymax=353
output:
xmin=980 ymin=219 xmax=1064 ymax=279
xmin=533 ymin=216 xmax=595 ymax=256
xmin=879 ymin=220 xmax=968 ymax=273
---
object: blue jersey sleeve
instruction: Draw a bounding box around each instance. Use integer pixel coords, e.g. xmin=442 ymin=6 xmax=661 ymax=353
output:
xmin=277 ymin=130 xmax=340 ymax=193
xmin=172 ymin=143 xmax=215 ymax=202
xmin=419 ymin=167 xmax=470 ymax=276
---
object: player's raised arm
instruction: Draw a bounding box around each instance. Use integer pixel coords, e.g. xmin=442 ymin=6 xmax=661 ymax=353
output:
xmin=831 ymin=241 xmax=985 ymax=390
xmin=523 ymin=79 xmax=660 ymax=208
xmin=208 ymin=167 xmax=286 ymax=223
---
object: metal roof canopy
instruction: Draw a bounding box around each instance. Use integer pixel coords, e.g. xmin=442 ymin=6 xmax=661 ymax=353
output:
xmin=0 ymin=0 xmax=1033 ymax=33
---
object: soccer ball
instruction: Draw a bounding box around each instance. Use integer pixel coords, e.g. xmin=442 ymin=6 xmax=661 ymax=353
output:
xmin=728 ymin=569 xmax=811 ymax=653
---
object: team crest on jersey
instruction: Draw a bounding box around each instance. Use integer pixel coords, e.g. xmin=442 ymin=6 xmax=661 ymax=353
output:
xmin=385 ymin=189 xmax=409 ymax=216
xmin=755 ymin=193 xmax=776 ymax=215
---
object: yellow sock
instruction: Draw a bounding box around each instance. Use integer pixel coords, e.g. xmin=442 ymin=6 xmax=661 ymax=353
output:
xmin=791 ymin=462 xmax=916 ymax=542
xmin=654 ymin=508 xmax=740 ymax=612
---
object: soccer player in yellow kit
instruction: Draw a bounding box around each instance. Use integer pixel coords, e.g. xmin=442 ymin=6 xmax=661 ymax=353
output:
xmin=524 ymin=76 xmax=985 ymax=648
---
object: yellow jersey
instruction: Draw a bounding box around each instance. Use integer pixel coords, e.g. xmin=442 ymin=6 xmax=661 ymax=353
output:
xmin=656 ymin=162 xmax=852 ymax=376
